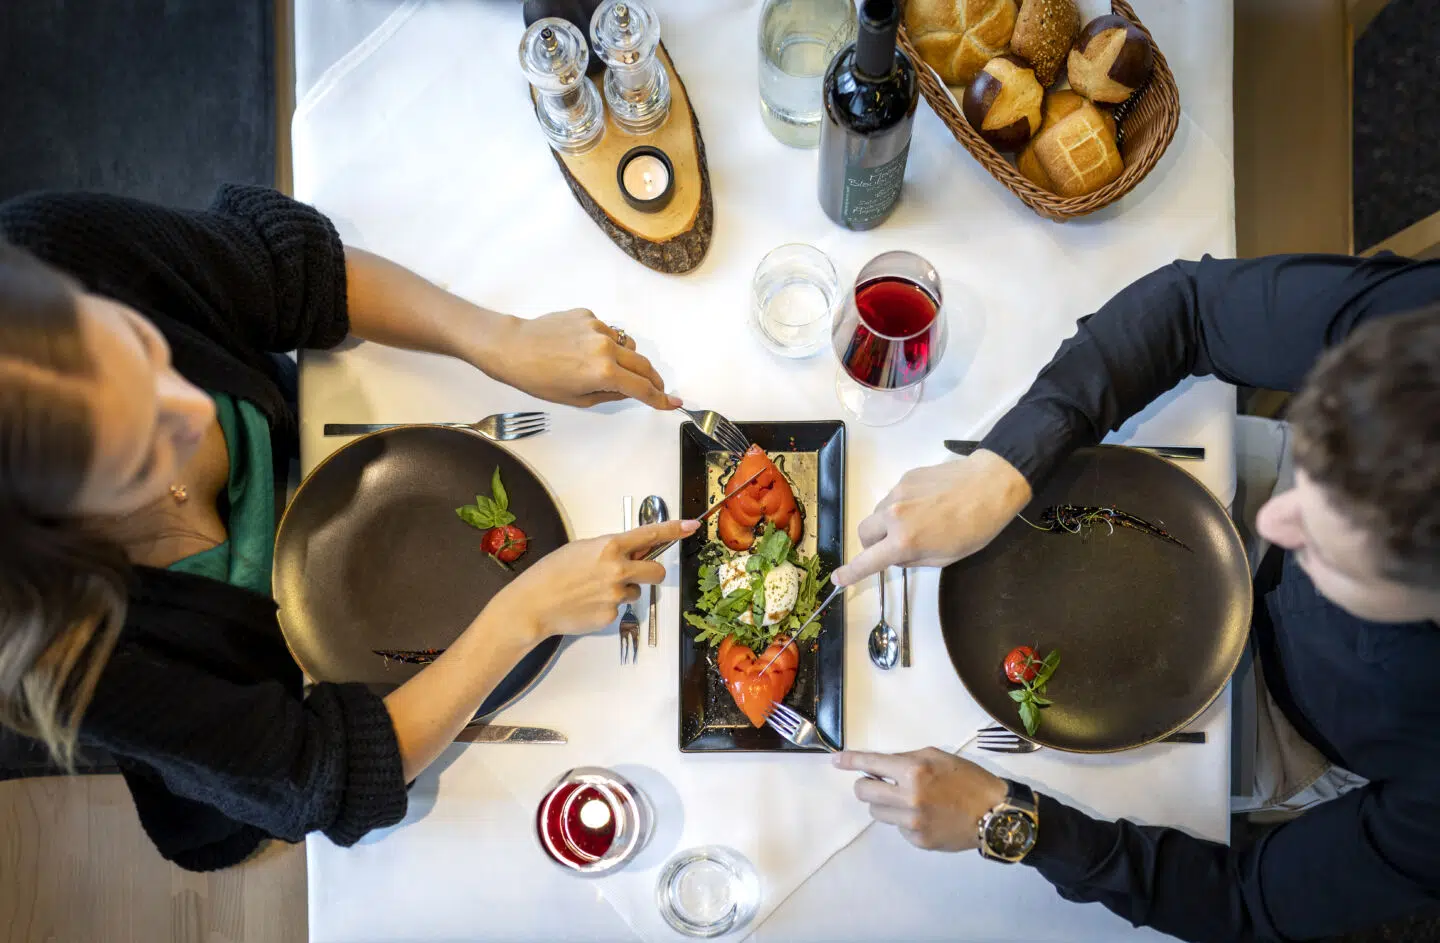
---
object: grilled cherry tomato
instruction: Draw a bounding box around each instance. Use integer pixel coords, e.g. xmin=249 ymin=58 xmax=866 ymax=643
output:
xmin=482 ymin=525 xmax=529 ymax=563
xmin=1004 ymin=645 xmax=1040 ymax=684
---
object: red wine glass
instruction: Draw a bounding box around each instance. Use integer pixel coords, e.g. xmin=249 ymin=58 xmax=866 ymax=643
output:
xmin=832 ymin=251 xmax=946 ymax=425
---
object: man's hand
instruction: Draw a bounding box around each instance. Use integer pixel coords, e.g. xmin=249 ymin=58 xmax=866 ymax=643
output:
xmin=834 ymin=748 xmax=1009 ymax=852
xmin=831 ymin=450 xmax=1033 ymax=587
xmin=478 ymin=309 xmax=681 ymax=411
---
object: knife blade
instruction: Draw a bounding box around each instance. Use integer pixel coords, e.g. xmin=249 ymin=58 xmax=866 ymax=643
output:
xmin=943 ymin=440 xmax=1205 ymax=461
xmin=758 ymin=582 xmax=845 ymax=676
xmin=454 ymin=724 xmax=566 ymax=744
xmin=640 ymin=466 xmax=766 ymax=562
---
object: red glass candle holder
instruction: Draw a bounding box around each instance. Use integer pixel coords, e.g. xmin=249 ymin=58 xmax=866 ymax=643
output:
xmin=536 ymin=766 xmax=654 ymax=876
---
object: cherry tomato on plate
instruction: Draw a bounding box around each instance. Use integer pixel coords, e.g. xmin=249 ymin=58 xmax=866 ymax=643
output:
xmin=1004 ymin=645 xmax=1040 ymax=684
xmin=482 ymin=525 xmax=529 ymax=564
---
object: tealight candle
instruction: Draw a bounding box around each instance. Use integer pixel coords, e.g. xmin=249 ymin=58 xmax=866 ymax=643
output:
xmin=536 ymin=766 xmax=654 ymax=876
xmin=617 ymin=145 xmax=675 ymax=212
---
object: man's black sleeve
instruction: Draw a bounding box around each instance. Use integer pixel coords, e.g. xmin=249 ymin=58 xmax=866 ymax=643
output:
xmin=980 ymin=253 xmax=1440 ymax=485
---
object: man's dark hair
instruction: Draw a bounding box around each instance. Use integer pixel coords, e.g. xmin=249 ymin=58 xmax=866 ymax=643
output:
xmin=1290 ymin=305 xmax=1440 ymax=586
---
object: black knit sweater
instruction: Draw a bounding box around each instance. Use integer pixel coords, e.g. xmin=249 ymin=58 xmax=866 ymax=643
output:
xmin=0 ymin=186 xmax=407 ymax=871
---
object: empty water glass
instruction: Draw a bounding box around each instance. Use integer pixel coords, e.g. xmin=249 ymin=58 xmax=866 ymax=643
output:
xmin=751 ymin=243 xmax=839 ymax=358
xmin=655 ymin=845 xmax=761 ymax=938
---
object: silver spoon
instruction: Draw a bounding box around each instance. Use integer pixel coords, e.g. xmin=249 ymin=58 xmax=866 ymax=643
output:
xmin=638 ymin=495 xmax=669 ymax=648
xmin=867 ymin=571 xmax=899 ymax=670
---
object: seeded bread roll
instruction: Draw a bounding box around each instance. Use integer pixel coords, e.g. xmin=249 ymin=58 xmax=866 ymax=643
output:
xmin=1009 ymin=0 xmax=1079 ymax=87
xmin=962 ymin=55 xmax=1043 ymax=152
xmin=1066 ymin=14 xmax=1153 ymax=104
xmin=905 ymin=0 xmax=1018 ymax=87
xmin=1017 ymin=89 xmax=1121 ymax=196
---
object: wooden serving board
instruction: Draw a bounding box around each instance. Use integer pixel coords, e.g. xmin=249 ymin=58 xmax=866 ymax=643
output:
xmin=536 ymin=42 xmax=713 ymax=274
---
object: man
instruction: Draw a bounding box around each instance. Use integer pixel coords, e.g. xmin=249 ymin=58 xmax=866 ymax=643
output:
xmin=830 ymin=253 xmax=1440 ymax=942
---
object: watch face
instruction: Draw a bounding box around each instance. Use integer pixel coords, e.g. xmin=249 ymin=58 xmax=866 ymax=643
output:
xmin=983 ymin=809 xmax=1037 ymax=860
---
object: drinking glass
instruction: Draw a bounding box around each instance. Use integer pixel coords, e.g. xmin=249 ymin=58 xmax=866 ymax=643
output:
xmin=655 ymin=845 xmax=761 ymax=938
xmin=536 ymin=767 xmax=654 ymax=876
xmin=831 ymin=250 xmax=946 ymax=425
xmin=758 ymin=0 xmax=857 ymax=147
xmin=751 ymin=243 xmax=839 ymax=358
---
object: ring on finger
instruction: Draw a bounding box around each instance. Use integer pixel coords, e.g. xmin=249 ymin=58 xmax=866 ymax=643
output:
xmin=608 ymin=324 xmax=630 ymax=347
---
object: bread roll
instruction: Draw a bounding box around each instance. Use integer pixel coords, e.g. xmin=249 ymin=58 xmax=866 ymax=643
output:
xmin=905 ymin=0 xmax=1018 ymax=87
xmin=1066 ymin=14 xmax=1153 ymax=104
xmin=1010 ymin=0 xmax=1079 ymax=87
xmin=962 ymin=55 xmax=1042 ymax=152
xmin=1017 ymin=89 xmax=1122 ymax=197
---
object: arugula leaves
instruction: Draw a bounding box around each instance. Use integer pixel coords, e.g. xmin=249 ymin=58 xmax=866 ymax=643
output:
xmin=456 ymin=468 xmax=516 ymax=530
xmin=1011 ymin=649 xmax=1060 ymax=737
xmin=684 ymin=523 xmax=829 ymax=654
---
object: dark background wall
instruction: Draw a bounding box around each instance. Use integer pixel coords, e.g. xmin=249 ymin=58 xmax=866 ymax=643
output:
xmin=0 ymin=0 xmax=275 ymax=206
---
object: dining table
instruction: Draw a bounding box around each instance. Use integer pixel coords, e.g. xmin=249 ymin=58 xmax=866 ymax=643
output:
xmin=292 ymin=0 xmax=1240 ymax=940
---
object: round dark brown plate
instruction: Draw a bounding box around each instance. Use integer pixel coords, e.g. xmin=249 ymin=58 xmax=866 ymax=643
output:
xmin=939 ymin=446 xmax=1250 ymax=752
xmin=274 ymin=425 xmax=569 ymax=718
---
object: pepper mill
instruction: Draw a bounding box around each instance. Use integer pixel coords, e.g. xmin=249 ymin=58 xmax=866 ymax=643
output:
xmin=589 ymin=0 xmax=670 ymax=135
xmin=519 ymin=18 xmax=606 ymax=155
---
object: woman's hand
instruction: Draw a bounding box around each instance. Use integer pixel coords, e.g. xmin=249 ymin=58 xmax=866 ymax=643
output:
xmin=475 ymin=310 xmax=681 ymax=411
xmin=341 ymin=249 xmax=679 ymax=411
xmin=834 ymin=748 xmax=1009 ymax=852
xmin=384 ymin=518 xmax=698 ymax=781
xmin=486 ymin=519 xmax=700 ymax=642
xmin=831 ymin=450 xmax=1033 ymax=587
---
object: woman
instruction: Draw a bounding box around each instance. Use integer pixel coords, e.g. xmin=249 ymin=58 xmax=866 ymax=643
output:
xmin=0 ymin=185 xmax=695 ymax=871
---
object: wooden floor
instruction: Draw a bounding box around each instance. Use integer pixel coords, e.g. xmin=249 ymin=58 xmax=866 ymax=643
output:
xmin=0 ymin=776 xmax=307 ymax=943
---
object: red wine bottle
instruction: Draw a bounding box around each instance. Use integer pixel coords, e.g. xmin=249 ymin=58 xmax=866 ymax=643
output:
xmin=817 ymin=0 xmax=917 ymax=230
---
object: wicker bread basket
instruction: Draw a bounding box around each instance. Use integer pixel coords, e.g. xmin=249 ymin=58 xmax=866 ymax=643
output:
xmin=898 ymin=0 xmax=1179 ymax=222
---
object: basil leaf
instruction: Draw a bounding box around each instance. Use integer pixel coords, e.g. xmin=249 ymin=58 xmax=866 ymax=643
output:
xmin=456 ymin=506 xmax=489 ymax=529
xmin=1008 ymin=689 xmax=1027 ymax=702
xmin=1031 ymin=694 xmax=1052 ymax=706
xmin=491 ymin=467 xmax=508 ymax=512
xmin=492 ymin=508 xmax=516 ymax=527
xmin=755 ymin=525 xmax=792 ymax=569
xmin=1019 ymin=700 xmax=1039 ymax=736
xmin=745 ymin=555 xmax=766 ymax=574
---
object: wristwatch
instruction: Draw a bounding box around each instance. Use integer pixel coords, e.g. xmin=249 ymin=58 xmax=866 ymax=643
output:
xmin=977 ymin=779 xmax=1039 ymax=863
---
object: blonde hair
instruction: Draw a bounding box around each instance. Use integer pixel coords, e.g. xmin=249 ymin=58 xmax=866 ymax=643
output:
xmin=0 ymin=242 xmax=129 ymax=768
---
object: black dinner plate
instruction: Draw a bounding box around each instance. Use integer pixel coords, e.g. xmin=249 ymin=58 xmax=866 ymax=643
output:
xmin=939 ymin=446 xmax=1251 ymax=752
xmin=273 ymin=425 xmax=567 ymax=718
xmin=678 ymin=421 xmax=846 ymax=752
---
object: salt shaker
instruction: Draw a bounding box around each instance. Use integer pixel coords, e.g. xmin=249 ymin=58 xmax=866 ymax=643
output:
xmin=590 ymin=0 xmax=670 ymax=135
xmin=519 ymin=18 xmax=606 ymax=155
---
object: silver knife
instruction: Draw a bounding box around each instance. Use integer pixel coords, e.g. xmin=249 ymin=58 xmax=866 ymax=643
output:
xmin=455 ymin=724 xmax=567 ymax=744
xmin=758 ymin=582 xmax=845 ymax=676
xmin=943 ymin=440 xmax=1205 ymax=461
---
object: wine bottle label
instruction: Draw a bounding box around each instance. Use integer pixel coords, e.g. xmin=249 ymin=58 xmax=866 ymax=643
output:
xmin=840 ymin=144 xmax=909 ymax=228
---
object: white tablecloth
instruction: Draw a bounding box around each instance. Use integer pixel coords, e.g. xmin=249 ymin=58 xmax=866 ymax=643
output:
xmin=294 ymin=1 xmax=1237 ymax=940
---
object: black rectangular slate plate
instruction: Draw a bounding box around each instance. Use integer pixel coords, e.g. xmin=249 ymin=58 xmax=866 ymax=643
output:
xmin=678 ymin=421 xmax=846 ymax=753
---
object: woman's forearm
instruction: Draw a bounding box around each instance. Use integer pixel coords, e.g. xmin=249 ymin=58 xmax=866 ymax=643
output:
xmin=383 ymin=606 xmax=541 ymax=783
xmin=343 ymin=245 xmax=512 ymax=374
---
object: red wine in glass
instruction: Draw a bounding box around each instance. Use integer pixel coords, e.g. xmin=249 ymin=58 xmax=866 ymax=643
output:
xmin=841 ymin=276 xmax=940 ymax=388
xmin=831 ymin=251 xmax=946 ymax=425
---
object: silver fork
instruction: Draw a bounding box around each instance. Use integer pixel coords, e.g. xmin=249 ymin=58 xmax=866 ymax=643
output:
xmin=619 ymin=606 xmax=640 ymax=665
xmin=323 ymin=412 xmax=549 ymax=441
xmin=976 ymin=725 xmax=1207 ymax=754
xmin=764 ymin=702 xmax=840 ymax=752
xmin=618 ymin=496 xmax=640 ymax=665
xmin=766 ymin=703 xmax=882 ymax=779
xmin=680 ymin=408 xmax=750 ymax=455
